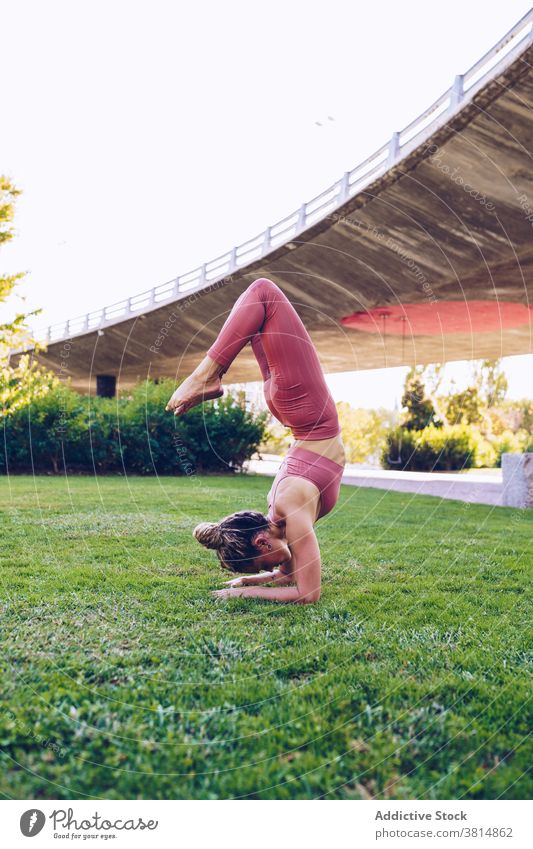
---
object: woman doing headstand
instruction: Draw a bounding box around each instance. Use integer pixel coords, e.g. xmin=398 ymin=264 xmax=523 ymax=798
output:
xmin=166 ymin=277 xmax=345 ymax=604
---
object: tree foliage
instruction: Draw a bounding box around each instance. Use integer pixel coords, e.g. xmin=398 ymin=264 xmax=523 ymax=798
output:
xmin=472 ymin=359 xmax=508 ymax=408
xmin=444 ymin=386 xmax=483 ymax=426
xmin=401 ymin=367 xmax=441 ymax=431
xmin=336 ymin=402 xmax=394 ymax=464
xmin=381 ymin=358 xmax=527 ymax=470
xmin=0 ymin=175 xmax=52 ymax=416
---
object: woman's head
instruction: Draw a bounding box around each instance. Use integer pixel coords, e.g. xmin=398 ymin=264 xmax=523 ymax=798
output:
xmin=193 ymin=510 xmax=289 ymax=573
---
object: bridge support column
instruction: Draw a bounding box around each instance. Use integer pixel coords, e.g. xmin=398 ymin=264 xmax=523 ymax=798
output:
xmin=96 ymin=375 xmax=117 ymax=398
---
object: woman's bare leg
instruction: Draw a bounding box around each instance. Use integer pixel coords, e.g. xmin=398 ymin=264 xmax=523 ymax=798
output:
xmin=166 ymin=278 xmax=268 ymax=417
xmin=165 ymin=355 xmax=225 ymax=416
xmin=166 ymin=277 xmax=338 ymax=440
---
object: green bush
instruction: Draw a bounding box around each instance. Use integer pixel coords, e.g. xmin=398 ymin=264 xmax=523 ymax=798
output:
xmin=1 ymin=384 xmax=88 ymax=474
xmin=489 ymin=430 xmax=525 ymax=468
xmin=471 ymin=434 xmax=497 ymax=469
xmin=1 ymin=379 xmax=267 ymax=475
xmin=381 ymin=425 xmax=478 ymax=471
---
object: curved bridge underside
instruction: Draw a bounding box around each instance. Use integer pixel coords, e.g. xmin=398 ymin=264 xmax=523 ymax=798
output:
xmin=13 ymin=31 xmax=533 ymax=392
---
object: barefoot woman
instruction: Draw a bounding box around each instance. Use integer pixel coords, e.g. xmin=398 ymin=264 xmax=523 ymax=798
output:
xmin=166 ymin=277 xmax=345 ymax=604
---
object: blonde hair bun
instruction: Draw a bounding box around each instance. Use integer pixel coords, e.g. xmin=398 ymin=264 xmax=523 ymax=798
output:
xmin=193 ymin=521 xmax=222 ymax=549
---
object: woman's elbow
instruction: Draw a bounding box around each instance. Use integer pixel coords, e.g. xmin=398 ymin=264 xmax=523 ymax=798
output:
xmin=297 ymin=588 xmax=321 ymax=604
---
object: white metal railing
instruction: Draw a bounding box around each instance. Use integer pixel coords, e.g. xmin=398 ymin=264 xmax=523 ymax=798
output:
xmin=26 ymin=9 xmax=533 ymax=349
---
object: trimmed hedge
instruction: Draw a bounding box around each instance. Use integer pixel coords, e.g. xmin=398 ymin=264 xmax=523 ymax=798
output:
xmin=1 ymin=379 xmax=267 ymax=475
xmin=381 ymin=425 xmax=478 ymax=472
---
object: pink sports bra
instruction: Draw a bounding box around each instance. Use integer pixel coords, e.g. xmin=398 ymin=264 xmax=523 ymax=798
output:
xmin=267 ymin=446 xmax=344 ymax=523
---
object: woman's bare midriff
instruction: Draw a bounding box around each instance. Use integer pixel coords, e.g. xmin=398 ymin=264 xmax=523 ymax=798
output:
xmin=291 ymin=432 xmax=346 ymax=466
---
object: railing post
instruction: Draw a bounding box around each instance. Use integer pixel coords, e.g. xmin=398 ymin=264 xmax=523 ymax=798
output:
xmin=199 ymin=264 xmax=207 ymax=286
xmin=65 ymin=320 xmax=70 ymax=338
xmin=46 ymin=327 xmax=51 ymax=343
xmin=173 ymin=277 xmax=180 ymax=297
xmin=148 ymin=288 xmax=156 ymax=308
xmin=262 ymin=226 xmax=272 ymax=255
xmin=125 ymin=298 xmax=132 ymax=315
xmin=338 ymin=172 xmax=350 ymax=204
xmin=296 ymin=203 xmax=307 ymax=233
xmin=229 ymin=247 xmax=238 ymax=272
xmin=388 ymin=131 xmax=400 ymax=166
xmin=449 ymin=74 xmax=464 ymax=110
xmin=82 ymin=314 xmax=89 ymax=332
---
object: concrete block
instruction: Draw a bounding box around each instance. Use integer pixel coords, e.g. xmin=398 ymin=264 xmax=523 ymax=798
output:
xmin=502 ymin=453 xmax=533 ymax=508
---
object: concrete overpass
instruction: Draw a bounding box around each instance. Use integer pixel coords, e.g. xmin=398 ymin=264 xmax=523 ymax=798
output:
xmin=11 ymin=11 xmax=533 ymax=395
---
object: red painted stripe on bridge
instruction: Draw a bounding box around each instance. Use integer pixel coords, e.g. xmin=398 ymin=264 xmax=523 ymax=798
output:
xmin=340 ymin=300 xmax=533 ymax=335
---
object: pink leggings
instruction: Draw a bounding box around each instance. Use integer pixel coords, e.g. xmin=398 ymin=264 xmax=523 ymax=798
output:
xmin=207 ymin=278 xmax=340 ymax=440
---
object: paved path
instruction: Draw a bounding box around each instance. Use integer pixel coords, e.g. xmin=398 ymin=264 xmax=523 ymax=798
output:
xmin=245 ymin=456 xmax=503 ymax=507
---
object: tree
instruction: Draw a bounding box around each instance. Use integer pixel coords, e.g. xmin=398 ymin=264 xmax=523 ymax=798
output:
xmin=445 ymin=386 xmax=483 ymax=426
xmin=336 ymin=402 xmax=393 ymax=464
xmin=509 ymin=398 xmax=533 ymax=434
xmin=418 ymin=362 xmax=445 ymax=396
xmin=473 ymin=359 xmax=508 ymax=408
xmin=0 ymin=175 xmax=52 ymax=416
xmin=401 ymin=367 xmax=441 ymax=431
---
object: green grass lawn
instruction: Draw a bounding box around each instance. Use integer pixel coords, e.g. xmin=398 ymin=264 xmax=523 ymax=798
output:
xmin=1 ymin=474 xmax=531 ymax=800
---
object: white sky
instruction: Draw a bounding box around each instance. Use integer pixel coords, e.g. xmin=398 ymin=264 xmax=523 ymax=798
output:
xmin=1 ymin=0 xmax=532 ymax=406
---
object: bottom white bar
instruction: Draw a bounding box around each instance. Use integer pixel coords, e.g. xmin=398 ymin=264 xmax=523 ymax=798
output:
xmin=2 ymin=799 xmax=531 ymax=848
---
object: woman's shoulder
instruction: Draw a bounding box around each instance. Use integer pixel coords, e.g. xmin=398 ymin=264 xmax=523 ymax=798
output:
xmin=272 ymin=476 xmax=320 ymax=521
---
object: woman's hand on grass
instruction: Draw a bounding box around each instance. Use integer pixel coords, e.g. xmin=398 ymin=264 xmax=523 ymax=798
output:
xmin=213 ymin=565 xmax=299 ymax=602
xmin=223 ymin=576 xmax=247 ymax=588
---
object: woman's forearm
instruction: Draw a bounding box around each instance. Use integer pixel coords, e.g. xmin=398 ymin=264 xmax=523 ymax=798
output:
xmin=235 ymin=520 xmax=321 ymax=603
xmin=239 ymin=586 xmax=313 ymax=604
xmin=243 ymin=568 xmax=293 ymax=587
xmin=242 ymin=571 xmax=277 ymax=586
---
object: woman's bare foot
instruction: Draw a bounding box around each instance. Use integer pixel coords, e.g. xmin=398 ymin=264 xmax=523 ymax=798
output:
xmin=165 ymin=357 xmax=225 ymax=416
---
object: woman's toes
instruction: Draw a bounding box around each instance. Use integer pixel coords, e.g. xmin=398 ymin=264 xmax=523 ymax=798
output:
xmin=166 ymin=375 xmax=223 ymax=416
